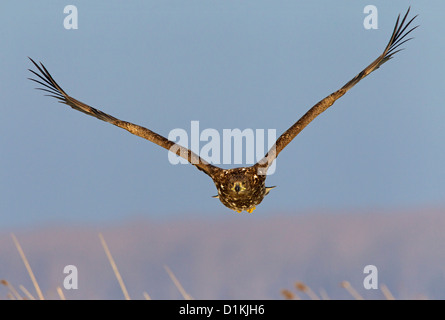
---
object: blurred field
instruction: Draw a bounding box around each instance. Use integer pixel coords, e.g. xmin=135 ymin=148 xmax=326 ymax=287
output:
xmin=1 ymin=209 xmax=444 ymax=299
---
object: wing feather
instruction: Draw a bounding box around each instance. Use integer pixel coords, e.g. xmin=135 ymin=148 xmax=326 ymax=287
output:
xmin=28 ymin=58 xmax=220 ymax=178
xmin=256 ymin=8 xmax=418 ymax=173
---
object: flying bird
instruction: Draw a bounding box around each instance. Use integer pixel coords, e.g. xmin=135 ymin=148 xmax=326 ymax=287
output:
xmin=29 ymin=8 xmax=417 ymax=213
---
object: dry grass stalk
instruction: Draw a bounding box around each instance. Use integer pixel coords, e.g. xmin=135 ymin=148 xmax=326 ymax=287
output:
xmin=143 ymin=291 xmax=152 ymax=300
xmin=164 ymin=265 xmax=193 ymax=300
xmin=1 ymin=280 xmax=22 ymax=300
xmin=295 ymin=281 xmax=320 ymax=300
xmin=319 ymin=288 xmax=330 ymax=300
xmin=19 ymin=285 xmax=36 ymax=300
xmin=281 ymin=289 xmax=296 ymax=300
xmin=11 ymin=233 xmax=44 ymax=300
xmin=380 ymin=284 xmax=395 ymax=300
xmin=341 ymin=281 xmax=364 ymax=300
xmin=7 ymin=293 xmax=16 ymax=300
xmin=56 ymin=286 xmax=66 ymax=300
xmin=99 ymin=233 xmax=131 ymax=300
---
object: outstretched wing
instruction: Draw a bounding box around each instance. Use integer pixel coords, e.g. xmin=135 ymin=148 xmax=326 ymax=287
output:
xmin=28 ymin=58 xmax=220 ymax=178
xmin=256 ymin=7 xmax=418 ymax=173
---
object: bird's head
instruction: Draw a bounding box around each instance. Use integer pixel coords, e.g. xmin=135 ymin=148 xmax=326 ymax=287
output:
xmin=218 ymin=168 xmax=258 ymax=198
xmin=212 ymin=167 xmax=274 ymax=213
xmin=231 ymin=180 xmax=246 ymax=193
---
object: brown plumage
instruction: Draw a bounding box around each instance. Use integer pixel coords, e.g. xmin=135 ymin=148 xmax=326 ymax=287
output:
xmin=28 ymin=8 xmax=417 ymax=213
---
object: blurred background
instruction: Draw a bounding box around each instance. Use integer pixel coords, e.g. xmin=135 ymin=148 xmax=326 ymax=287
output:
xmin=1 ymin=1 xmax=444 ymax=299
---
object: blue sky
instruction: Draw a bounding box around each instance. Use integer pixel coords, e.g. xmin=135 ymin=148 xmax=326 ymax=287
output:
xmin=1 ymin=1 xmax=444 ymax=228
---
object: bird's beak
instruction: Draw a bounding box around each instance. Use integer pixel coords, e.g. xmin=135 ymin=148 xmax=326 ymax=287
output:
xmin=231 ymin=182 xmax=246 ymax=193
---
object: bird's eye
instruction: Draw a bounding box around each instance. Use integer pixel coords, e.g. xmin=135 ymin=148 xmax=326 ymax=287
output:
xmin=234 ymin=185 xmax=241 ymax=192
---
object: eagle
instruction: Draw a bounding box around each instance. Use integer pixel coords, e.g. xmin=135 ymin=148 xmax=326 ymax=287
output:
xmin=29 ymin=8 xmax=417 ymax=213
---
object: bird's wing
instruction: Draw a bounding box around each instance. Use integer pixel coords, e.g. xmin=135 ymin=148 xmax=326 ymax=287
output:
xmin=28 ymin=58 xmax=220 ymax=178
xmin=255 ymin=8 xmax=418 ymax=174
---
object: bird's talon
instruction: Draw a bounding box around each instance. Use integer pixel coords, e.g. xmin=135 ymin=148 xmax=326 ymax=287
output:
xmin=247 ymin=207 xmax=256 ymax=213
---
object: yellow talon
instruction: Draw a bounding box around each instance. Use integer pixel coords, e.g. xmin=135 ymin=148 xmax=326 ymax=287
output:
xmin=234 ymin=207 xmax=256 ymax=213
xmin=246 ymin=207 xmax=256 ymax=213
